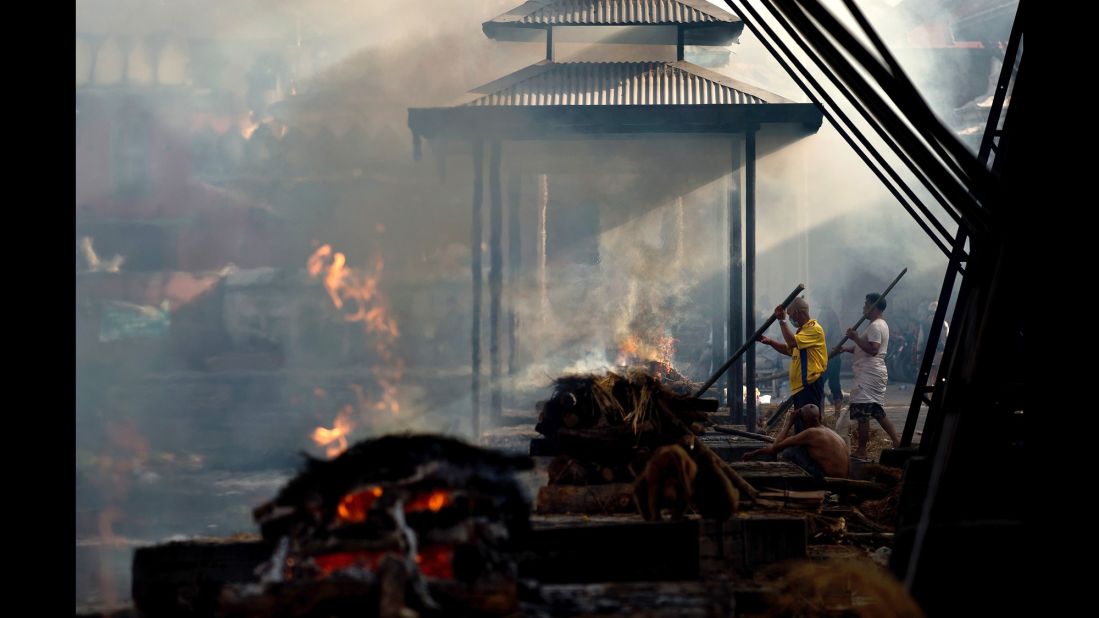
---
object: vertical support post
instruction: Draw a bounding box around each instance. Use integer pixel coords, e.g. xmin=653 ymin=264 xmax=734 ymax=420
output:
xmin=546 ymin=26 xmax=554 ymax=62
xmin=507 ymin=172 xmax=521 ymax=395
xmin=470 ymin=140 xmax=484 ymax=439
xmin=727 ymin=137 xmax=743 ymax=416
xmin=539 ymin=174 xmax=549 ymax=324
xmin=489 ymin=141 xmax=504 ymax=425
xmin=677 ymin=26 xmax=685 ymax=61
xmin=118 ymin=35 xmax=132 ymax=84
xmin=711 ymin=222 xmax=725 ymax=398
xmin=745 ymin=129 xmax=758 ymax=431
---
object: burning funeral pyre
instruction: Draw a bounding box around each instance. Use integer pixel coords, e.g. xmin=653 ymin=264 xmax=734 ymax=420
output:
xmin=220 ymin=434 xmax=533 ymax=617
xmin=534 ymin=368 xmax=759 ymax=520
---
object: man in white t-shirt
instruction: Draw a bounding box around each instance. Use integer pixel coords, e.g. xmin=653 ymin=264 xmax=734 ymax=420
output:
xmin=833 ymin=293 xmax=900 ymax=458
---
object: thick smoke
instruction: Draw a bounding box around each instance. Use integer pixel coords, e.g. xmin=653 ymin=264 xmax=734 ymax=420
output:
xmin=75 ymin=0 xmax=1012 ymax=609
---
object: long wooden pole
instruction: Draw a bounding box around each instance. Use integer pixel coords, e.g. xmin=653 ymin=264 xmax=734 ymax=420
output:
xmin=694 ymin=283 xmax=806 ymax=398
xmin=764 ymin=267 xmax=909 ymax=431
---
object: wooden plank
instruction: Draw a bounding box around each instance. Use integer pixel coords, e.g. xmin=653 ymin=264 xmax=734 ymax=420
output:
xmin=532 ymin=505 xmax=812 ymax=575
xmin=822 ymin=477 xmax=888 ymax=498
xmin=519 ymin=518 xmax=700 ymax=583
xmin=535 ymin=482 xmax=636 ymax=515
xmin=713 ymin=425 xmax=774 ymax=442
xmin=700 ymin=513 xmax=808 ymax=573
xmin=534 ymin=581 xmax=735 ymax=618
xmin=697 ymin=432 xmax=769 ymax=462
xmin=740 ymin=514 xmax=807 ymax=571
xmin=758 ymin=489 xmax=827 ymax=501
xmin=219 ymin=576 xmax=519 ymax=617
xmin=729 ymin=461 xmax=819 ymax=492
xmin=753 ymin=489 xmax=826 ymax=512
xmin=76 ymin=606 xmax=138 ymax=618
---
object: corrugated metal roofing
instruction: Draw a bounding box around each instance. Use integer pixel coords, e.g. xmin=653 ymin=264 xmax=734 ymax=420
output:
xmin=464 ymin=62 xmax=776 ymax=106
xmin=488 ymin=0 xmax=738 ymax=26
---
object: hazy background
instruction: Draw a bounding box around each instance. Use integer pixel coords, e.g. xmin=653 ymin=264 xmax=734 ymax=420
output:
xmin=75 ymin=0 xmax=1015 ymax=609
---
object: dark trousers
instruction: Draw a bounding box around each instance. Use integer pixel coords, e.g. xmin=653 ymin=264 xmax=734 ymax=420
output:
xmin=790 ymin=378 xmax=825 ymax=432
xmin=779 ymin=445 xmax=826 ymax=480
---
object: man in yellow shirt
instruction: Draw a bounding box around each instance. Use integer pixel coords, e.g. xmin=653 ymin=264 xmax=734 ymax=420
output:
xmin=758 ymin=297 xmax=829 ymax=431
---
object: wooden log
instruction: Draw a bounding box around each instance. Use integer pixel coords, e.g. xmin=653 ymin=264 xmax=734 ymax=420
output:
xmin=754 ymin=489 xmax=827 ymax=512
xmin=713 ymin=425 xmax=775 ymax=443
xmin=822 ymin=477 xmax=888 ymax=498
xmin=535 ymin=483 xmax=637 ymax=515
xmin=757 ymin=489 xmax=827 ymax=501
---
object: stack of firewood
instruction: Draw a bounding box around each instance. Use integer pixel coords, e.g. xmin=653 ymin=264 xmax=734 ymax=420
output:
xmin=221 ymin=434 xmax=534 ymax=617
xmin=533 ymin=368 xmax=759 ymax=517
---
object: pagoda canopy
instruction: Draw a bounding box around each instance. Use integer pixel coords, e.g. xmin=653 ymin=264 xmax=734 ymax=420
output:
xmin=483 ymin=0 xmax=743 ymax=45
xmin=405 ymin=0 xmax=824 ymax=433
xmin=409 ymin=59 xmax=819 ymax=147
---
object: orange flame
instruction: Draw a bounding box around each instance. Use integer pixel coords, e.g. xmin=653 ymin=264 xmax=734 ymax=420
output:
xmin=416 ymin=543 xmax=455 ymax=579
xmin=615 ymin=331 xmax=677 ymax=374
xmin=405 ymin=489 xmax=452 ymax=513
xmin=85 ymin=423 xmax=150 ymax=610
xmin=336 ymin=485 xmax=384 ymax=523
xmin=307 ymin=243 xmax=404 ymax=458
xmin=312 ymin=404 xmax=353 ymax=458
xmin=312 ymin=551 xmax=384 ymax=578
xmin=311 ymin=545 xmax=454 ymax=580
xmin=238 ymin=112 xmax=260 ymax=139
xmin=619 ymin=336 xmax=640 ymax=357
xmin=335 ymin=487 xmax=451 ymax=523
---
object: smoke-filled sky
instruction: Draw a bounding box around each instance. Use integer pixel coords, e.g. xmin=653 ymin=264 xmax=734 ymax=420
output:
xmin=75 ymin=0 xmax=1015 ymax=609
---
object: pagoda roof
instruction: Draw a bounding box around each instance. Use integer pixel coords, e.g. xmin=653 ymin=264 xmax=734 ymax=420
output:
xmin=484 ymin=0 xmax=743 ymax=45
xmin=457 ymin=60 xmax=790 ymax=107
xmin=408 ymin=60 xmax=821 ymax=148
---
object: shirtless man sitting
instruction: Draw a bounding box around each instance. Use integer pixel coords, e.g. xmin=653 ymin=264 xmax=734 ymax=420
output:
xmin=741 ymin=404 xmax=850 ymax=479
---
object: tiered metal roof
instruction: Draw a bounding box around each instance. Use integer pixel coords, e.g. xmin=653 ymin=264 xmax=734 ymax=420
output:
xmin=462 ymin=61 xmax=786 ymax=106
